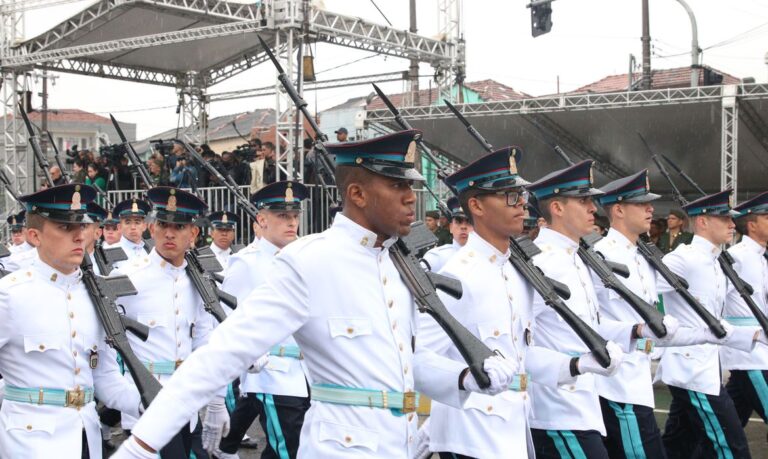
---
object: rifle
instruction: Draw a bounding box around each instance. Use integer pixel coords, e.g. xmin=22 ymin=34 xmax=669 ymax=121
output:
xmin=18 ymin=104 xmax=54 ymax=187
xmin=521 ymin=131 xmax=667 ymax=337
xmin=372 ymin=84 xmax=452 ymax=219
xmin=260 ymin=38 xmax=496 ymax=386
xmin=80 ymin=255 xmax=188 ymax=458
xmin=109 ymin=116 xmax=237 ymax=322
xmin=48 ymin=132 xmax=72 ymax=183
xmin=0 ymin=168 xmax=24 ymax=208
xmin=93 ymin=239 xmax=128 ymax=276
xmin=638 ymin=134 xmax=730 ymax=338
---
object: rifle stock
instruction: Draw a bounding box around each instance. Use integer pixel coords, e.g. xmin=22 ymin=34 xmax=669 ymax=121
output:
xmin=19 ymin=104 xmax=54 ymax=187
xmin=718 ymin=251 xmax=768 ymax=337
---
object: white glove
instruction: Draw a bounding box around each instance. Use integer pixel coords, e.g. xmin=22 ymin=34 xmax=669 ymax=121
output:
xmin=757 ymin=330 xmax=768 ymax=346
xmin=202 ymin=396 xmax=231 ymax=454
xmin=706 ymin=320 xmax=735 ymax=344
xmin=412 ymin=417 xmax=431 ymax=459
xmin=110 ymin=436 xmax=157 ymax=459
xmin=247 ymin=353 xmax=270 ymax=373
xmin=641 ymin=315 xmax=680 ymax=341
xmin=462 ymin=355 xmax=518 ymax=396
xmin=578 ymin=341 xmax=624 ymax=377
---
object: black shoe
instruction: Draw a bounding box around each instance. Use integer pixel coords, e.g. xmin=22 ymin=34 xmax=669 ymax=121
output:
xmin=240 ymin=436 xmax=259 ymax=449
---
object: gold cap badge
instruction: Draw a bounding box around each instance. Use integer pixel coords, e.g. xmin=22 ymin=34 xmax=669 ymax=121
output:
xmin=167 ymin=196 xmax=177 ymax=212
xmin=131 ymin=199 xmax=139 ymax=213
xmin=71 ymin=185 xmax=82 ymax=210
xmin=404 ymin=140 xmax=417 ymax=163
xmin=645 ymin=171 xmax=650 ymax=192
xmin=11 ymin=216 xmax=16 ymax=225
xmin=509 ymin=150 xmax=518 ymax=175
xmin=589 ymin=165 xmax=594 ymax=185
xmin=285 ymin=183 xmax=294 ymax=202
xmin=222 ymin=214 xmax=228 ymax=224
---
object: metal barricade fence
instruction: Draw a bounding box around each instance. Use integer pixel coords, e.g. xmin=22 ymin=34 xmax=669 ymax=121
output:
xmin=107 ymin=185 xmax=434 ymax=244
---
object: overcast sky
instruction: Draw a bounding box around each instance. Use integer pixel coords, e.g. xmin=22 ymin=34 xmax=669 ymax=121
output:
xmin=22 ymin=0 xmax=768 ymax=139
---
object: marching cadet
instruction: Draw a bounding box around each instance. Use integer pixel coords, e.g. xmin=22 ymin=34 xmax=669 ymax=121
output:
xmin=110 ymin=187 xmax=221 ymax=457
xmin=102 ymin=211 xmax=122 ymax=247
xmin=421 ymin=196 xmax=473 ymax=273
xmin=525 ymin=160 xmax=633 ymax=458
xmin=721 ymin=191 xmax=768 ymax=426
xmin=657 ymin=190 xmax=766 ymax=459
xmin=217 ymin=181 xmax=311 ymax=459
xmin=7 ymin=211 xmax=31 ymax=253
xmin=207 ymin=211 xmax=239 ymax=270
xmin=0 ymin=184 xmax=141 ymax=458
xmin=85 ymin=203 xmax=106 ymax=275
xmin=112 ymin=130 xmax=519 ymax=458
xmin=111 ymin=198 xmax=151 ymax=262
xmin=418 ymin=148 xmax=612 ymax=458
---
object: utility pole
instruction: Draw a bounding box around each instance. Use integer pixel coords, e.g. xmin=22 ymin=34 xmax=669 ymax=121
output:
xmin=34 ymin=70 xmax=58 ymax=156
xmin=641 ymin=0 xmax=651 ymax=90
xmin=408 ymin=0 xmax=420 ymax=106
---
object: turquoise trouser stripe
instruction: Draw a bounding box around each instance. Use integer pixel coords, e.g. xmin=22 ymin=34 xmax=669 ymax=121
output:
xmin=546 ymin=430 xmax=573 ymax=459
xmin=560 ymin=431 xmax=587 ymax=459
xmin=225 ymin=383 xmax=236 ymax=413
xmin=746 ymin=370 xmax=768 ymax=423
xmin=688 ymin=390 xmax=734 ymax=459
xmin=608 ymin=401 xmax=647 ymax=459
xmin=258 ymin=393 xmax=290 ymax=459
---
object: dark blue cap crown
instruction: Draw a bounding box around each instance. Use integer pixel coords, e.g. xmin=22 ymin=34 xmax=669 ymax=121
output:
xmin=597 ymin=169 xmax=660 ymax=206
xmin=328 ymin=130 xmax=425 ymax=182
xmin=209 ymin=211 xmax=239 ymax=228
xmin=527 ymin=160 xmax=603 ymax=200
xmin=683 ymin=189 xmax=740 ymax=217
xmin=446 ymin=196 xmax=466 ymax=219
xmin=86 ymin=202 xmax=107 ymax=223
xmin=20 ymin=184 xmax=97 ymax=224
xmin=6 ymin=210 xmax=25 ymax=229
xmin=445 ymin=146 xmax=528 ymax=193
xmin=734 ymin=191 xmax=768 ymax=217
xmin=251 ymin=181 xmax=309 ymax=211
xmin=113 ymin=198 xmax=151 ymax=218
xmin=147 ymin=187 xmax=207 ymax=224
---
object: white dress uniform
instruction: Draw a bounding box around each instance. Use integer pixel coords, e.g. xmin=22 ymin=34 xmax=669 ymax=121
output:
xmin=721 ymin=235 xmax=768 ymax=370
xmin=420 ymin=232 xmax=570 ymax=458
xmin=529 ymin=227 xmax=634 ymax=435
xmin=0 ymin=257 xmax=140 ymax=458
xmin=2 ymin=246 xmax=38 ymax=273
xmin=210 ymin=243 xmax=233 ymax=271
xmin=422 ymin=240 xmax=461 ymax=274
xmin=223 ymin=237 xmax=308 ymax=397
xmin=8 ymin=241 xmax=33 ymax=255
xmin=129 ymin=214 xmax=470 ymax=458
xmin=655 ymin=236 xmax=757 ymax=395
xmin=110 ymin=249 xmax=217 ymax=429
xmin=111 ymin=236 xmax=147 ymax=271
xmin=592 ymin=228 xmax=658 ymax=409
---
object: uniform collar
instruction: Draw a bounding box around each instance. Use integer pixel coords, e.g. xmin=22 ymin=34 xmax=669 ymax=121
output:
xmin=210 ymin=243 xmax=231 ymax=257
xmin=464 ymin=232 xmax=509 ymax=267
xmin=121 ymin=235 xmax=145 ymax=250
xmin=742 ymin=235 xmax=767 ymax=255
xmin=332 ymin=213 xmax=397 ymax=250
xmin=33 ymin=256 xmax=82 ymax=288
xmin=606 ymin=228 xmax=637 ymax=252
xmin=149 ymin=247 xmax=186 ymax=272
xmin=451 ymin=239 xmax=463 ymax=250
xmin=17 ymin=241 xmax=33 ymax=251
xmin=535 ymin=227 xmax=580 ymax=252
xmin=257 ymin=237 xmax=281 ymax=257
xmin=691 ymin=235 xmax=721 ymax=259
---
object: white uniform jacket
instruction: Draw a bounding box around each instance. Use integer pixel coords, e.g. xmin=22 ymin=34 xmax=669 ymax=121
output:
xmin=420 ymin=233 xmax=570 ymax=458
xmin=0 ymin=258 xmax=140 ymax=459
xmin=720 ymin=235 xmax=768 ymax=370
xmin=130 ymin=214 xmax=468 ymax=458
xmin=422 ymin=240 xmax=461 ymax=274
xmin=222 ymin=237 xmax=309 ymax=397
xmin=2 ymin=246 xmax=37 ymax=273
xmin=210 ymin=243 xmax=233 ymax=271
xmin=111 ymin=249 xmax=217 ymax=427
xmin=529 ymin=228 xmax=634 ymax=434
xmin=656 ymin=236 xmax=757 ymax=395
xmin=592 ymin=229 xmax=658 ymax=408
xmin=8 ymin=241 xmax=33 ymax=255
xmin=112 ymin=237 xmax=147 ymax=271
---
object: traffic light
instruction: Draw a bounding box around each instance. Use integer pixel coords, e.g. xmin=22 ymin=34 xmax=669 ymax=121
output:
xmin=528 ymin=0 xmax=554 ymax=37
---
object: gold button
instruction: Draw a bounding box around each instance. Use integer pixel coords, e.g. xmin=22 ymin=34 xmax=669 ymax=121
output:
xmin=72 ymin=351 xmax=77 ymax=357
xmin=399 ymin=343 xmax=404 ymax=351
xmin=468 ymin=251 xmax=475 ymax=257
xmin=504 ymin=275 xmax=508 ymax=281
xmin=69 ymin=312 xmax=74 ymax=319
xmin=508 ymin=294 xmax=513 ymax=300
xmin=382 ymin=276 xmax=387 ymax=285
xmin=38 ymin=344 xmax=45 ymax=351
xmin=523 ymin=394 xmax=528 ymax=400
xmin=71 ymin=331 xmax=77 ymax=338
xmin=176 ymin=309 xmax=180 ymax=315
xmin=403 ymin=366 xmax=409 ymax=374
xmin=92 ymin=345 xmax=97 ymax=351
xmin=174 ymin=292 xmax=179 ymax=298
xmin=360 ymin=237 xmax=369 ymax=246
xmin=176 ymin=326 xmax=180 ymax=331
xmin=26 ymin=272 xmax=31 ymax=277
xmin=489 ymin=255 xmax=497 ymax=262
xmin=392 ymin=322 xmax=397 ymax=330
xmin=177 ymin=342 xmax=181 ymax=348
xmin=569 ymin=385 xmax=575 ymax=391
xmin=345 ymin=435 xmax=352 ymax=443
xmin=486 ymin=405 xmax=493 ymax=412
xmin=493 ymin=330 xmax=500 ymax=337
xmin=26 ymin=425 xmax=32 ymax=431
xmin=74 ymin=368 xmax=81 ymax=375
xmin=67 ymin=293 xmax=72 ymax=300
xmin=149 ymin=320 xmax=156 ymax=326
xmin=347 ymin=327 xmax=354 ymax=334
xmin=388 ymin=299 xmax=394 ymax=308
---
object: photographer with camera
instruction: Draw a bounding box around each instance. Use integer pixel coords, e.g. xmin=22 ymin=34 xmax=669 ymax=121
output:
xmin=221 ymin=151 xmax=251 ymax=186
xmin=170 ymin=153 xmax=198 ymax=189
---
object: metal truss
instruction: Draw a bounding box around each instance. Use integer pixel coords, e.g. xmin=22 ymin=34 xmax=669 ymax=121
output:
xmin=1 ymin=0 xmax=91 ymax=14
xmin=1 ymin=72 xmax=31 ymax=200
xmin=209 ymin=71 xmax=406 ymax=102
xmin=366 ymin=84 xmax=768 ymax=122
xmin=721 ymin=85 xmax=739 ymax=200
xmin=178 ymin=71 xmax=207 ymax=143
xmin=272 ymin=28 xmax=298 ymax=183
xmin=740 ymin=100 xmax=768 ymax=156
xmin=36 ymin=59 xmax=179 ymax=86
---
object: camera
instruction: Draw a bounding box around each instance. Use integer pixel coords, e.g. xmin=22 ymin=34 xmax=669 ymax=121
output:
xmin=233 ymin=143 xmax=257 ymax=162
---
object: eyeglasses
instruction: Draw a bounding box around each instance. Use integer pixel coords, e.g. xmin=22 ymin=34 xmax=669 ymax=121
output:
xmin=491 ymin=189 xmax=529 ymax=207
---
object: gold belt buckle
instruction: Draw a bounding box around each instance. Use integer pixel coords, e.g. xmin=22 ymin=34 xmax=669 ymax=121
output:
xmin=65 ymin=388 xmax=86 ymax=408
xmin=401 ymin=392 xmax=417 ymax=414
xmin=175 ymin=359 xmax=184 ymax=369
xmin=519 ymin=374 xmax=528 ymax=392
